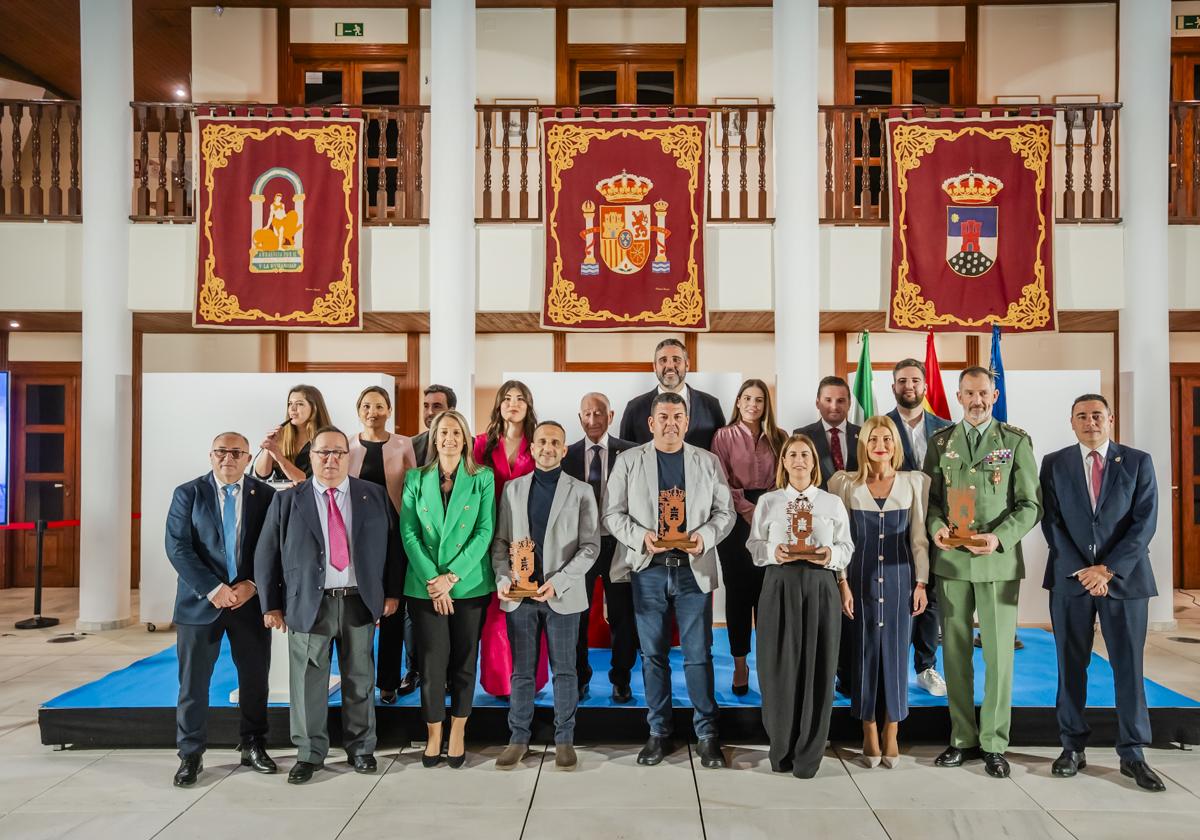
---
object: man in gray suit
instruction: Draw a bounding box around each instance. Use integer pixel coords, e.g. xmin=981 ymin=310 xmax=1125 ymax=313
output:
xmin=255 ymin=427 xmax=402 ymax=785
xmin=605 ymin=392 xmax=735 ymax=769
xmin=491 ymin=420 xmax=599 ymax=771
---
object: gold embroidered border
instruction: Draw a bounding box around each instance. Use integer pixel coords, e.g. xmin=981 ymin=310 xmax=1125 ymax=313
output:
xmin=544 ymin=122 xmax=705 ymax=327
xmin=889 ymin=121 xmax=1053 ymax=331
xmin=197 ymin=121 xmax=359 ymax=326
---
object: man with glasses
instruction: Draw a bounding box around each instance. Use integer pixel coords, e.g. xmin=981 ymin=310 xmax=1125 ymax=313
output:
xmin=255 ymin=426 xmax=403 ymax=784
xmin=166 ymin=432 xmax=277 ymax=787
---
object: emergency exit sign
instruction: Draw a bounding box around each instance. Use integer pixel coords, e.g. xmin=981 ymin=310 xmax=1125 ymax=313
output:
xmin=336 ymin=22 xmax=364 ymax=37
xmin=1177 ymin=15 xmax=1200 ymax=30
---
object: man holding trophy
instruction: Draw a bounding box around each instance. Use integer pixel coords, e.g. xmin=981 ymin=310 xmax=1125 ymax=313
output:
xmin=924 ymin=367 xmax=1042 ymax=779
xmin=604 ymin=392 xmax=735 ymax=769
xmin=491 ymin=421 xmax=600 ymax=771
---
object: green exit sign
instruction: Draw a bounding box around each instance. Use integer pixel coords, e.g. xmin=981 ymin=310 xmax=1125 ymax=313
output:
xmin=336 ymin=22 xmax=364 ymax=37
xmin=1177 ymin=15 xmax=1200 ymax=30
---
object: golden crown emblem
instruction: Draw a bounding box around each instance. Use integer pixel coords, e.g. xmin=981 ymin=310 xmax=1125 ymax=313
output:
xmin=595 ymin=170 xmax=654 ymax=204
xmin=941 ymin=168 xmax=1004 ymax=205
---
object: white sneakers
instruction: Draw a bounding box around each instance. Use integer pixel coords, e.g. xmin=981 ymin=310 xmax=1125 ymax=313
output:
xmin=916 ymin=668 xmax=948 ymax=696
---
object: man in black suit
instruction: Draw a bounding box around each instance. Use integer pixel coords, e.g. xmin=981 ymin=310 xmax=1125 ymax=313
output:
xmin=563 ymin=391 xmax=639 ymax=703
xmin=255 ymin=426 xmax=403 ymax=785
xmin=1040 ymin=394 xmax=1166 ymax=792
xmin=793 ymin=375 xmax=860 ymax=489
xmin=166 ymin=432 xmax=277 ymax=787
xmin=411 ymin=384 xmax=456 ymax=468
xmin=619 ymin=338 xmax=725 ymax=450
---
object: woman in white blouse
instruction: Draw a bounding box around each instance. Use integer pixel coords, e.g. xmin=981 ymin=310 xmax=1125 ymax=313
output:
xmin=749 ymin=433 xmax=854 ymax=778
xmin=828 ymin=415 xmax=929 ymax=769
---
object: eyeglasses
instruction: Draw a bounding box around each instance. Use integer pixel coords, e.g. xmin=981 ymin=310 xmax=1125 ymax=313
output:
xmin=312 ymin=449 xmax=349 ymax=460
xmin=211 ymin=448 xmax=249 ymax=460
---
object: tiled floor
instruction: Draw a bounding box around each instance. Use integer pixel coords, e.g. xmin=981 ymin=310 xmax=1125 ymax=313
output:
xmin=0 ymin=588 xmax=1198 ymax=839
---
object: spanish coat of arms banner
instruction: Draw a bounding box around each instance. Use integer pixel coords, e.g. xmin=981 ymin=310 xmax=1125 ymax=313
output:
xmin=194 ymin=115 xmax=363 ymax=329
xmin=886 ymin=116 xmax=1056 ymax=333
xmin=541 ymin=116 xmax=709 ymax=331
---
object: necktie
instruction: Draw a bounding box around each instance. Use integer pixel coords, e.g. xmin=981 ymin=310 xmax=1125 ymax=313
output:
xmin=326 ymin=487 xmax=351 ymax=572
xmin=1088 ymin=450 xmax=1103 ymax=510
xmin=968 ymin=427 xmax=981 ymax=459
xmin=829 ymin=427 xmax=845 ymax=472
xmin=587 ymin=444 xmax=603 ymax=505
xmin=222 ymin=484 xmax=238 ymax=582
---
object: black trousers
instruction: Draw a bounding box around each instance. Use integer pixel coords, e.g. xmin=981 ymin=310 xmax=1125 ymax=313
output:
xmin=409 ymin=594 xmax=489 ymax=724
xmin=375 ymin=598 xmax=416 ymax=691
xmin=175 ymin=602 xmax=270 ymax=758
xmin=912 ymin=569 xmax=941 ymax=673
xmin=717 ymin=509 xmax=765 ymax=659
xmin=576 ymin=535 xmax=640 ymax=687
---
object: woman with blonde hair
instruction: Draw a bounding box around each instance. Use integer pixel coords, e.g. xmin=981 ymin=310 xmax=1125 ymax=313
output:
xmin=401 ymin=409 xmax=496 ymax=768
xmin=253 ymin=384 xmax=331 ymax=482
xmin=828 ymin=415 xmax=929 ymax=769
xmin=749 ymin=433 xmax=853 ymax=778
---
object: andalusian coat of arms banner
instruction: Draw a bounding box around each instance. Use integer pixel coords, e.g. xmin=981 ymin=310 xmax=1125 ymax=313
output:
xmin=194 ymin=116 xmax=362 ymax=329
xmin=886 ymin=116 xmax=1056 ymax=333
xmin=542 ymin=116 xmax=708 ymax=331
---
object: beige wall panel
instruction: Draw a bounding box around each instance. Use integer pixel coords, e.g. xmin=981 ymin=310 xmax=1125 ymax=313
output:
xmin=475 ymin=333 xmax=554 ymax=430
xmin=287 ymin=333 xmax=409 ymax=363
xmin=698 ymin=8 xmax=773 ymax=103
xmin=568 ymin=9 xmax=686 ymax=44
xmin=1171 ymin=333 xmax=1200 ymax=362
xmin=142 ymin=333 xmax=272 ymax=374
xmin=191 ymin=7 xmax=277 ymax=103
xmin=7 ymin=332 xmax=83 ymax=362
xmin=477 ymin=9 xmax=556 ymax=104
xmin=289 ymin=8 xmax=407 ymax=44
xmin=846 ymin=6 xmax=965 ymax=43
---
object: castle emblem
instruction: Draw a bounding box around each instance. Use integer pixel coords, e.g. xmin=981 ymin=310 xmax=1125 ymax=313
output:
xmin=942 ymin=168 xmax=1002 ymax=278
xmin=579 ymin=171 xmax=671 ymax=276
xmin=248 ymin=167 xmax=306 ymax=273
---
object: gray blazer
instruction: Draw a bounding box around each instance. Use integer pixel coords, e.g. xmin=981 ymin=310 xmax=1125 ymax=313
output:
xmin=490 ymin=471 xmax=600 ymax=615
xmin=603 ymin=442 xmax=735 ymax=592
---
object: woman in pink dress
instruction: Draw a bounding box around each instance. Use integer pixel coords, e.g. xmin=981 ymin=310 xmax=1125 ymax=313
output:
xmin=474 ymin=380 xmax=549 ymax=697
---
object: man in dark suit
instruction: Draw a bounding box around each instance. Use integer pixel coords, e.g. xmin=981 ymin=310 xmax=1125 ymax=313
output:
xmin=563 ymin=391 xmax=638 ymax=703
xmin=412 ymin=384 xmax=457 ymax=468
xmin=166 ymin=432 xmax=277 ymax=787
xmin=619 ymin=338 xmax=725 ymax=450
xmin=1040 ymin=393 xmax=1165 ymax=792
xmin=793 ymin=375 xmax=860 ymax=490
xmin=255 ymin=426 xmax=403 ymax=785
xmin=886 ymin=358 xmax=952 ymax=698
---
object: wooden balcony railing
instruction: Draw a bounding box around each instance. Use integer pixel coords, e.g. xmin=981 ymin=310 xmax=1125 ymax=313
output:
xmin=475 ymin=103 xmax=774 ymax=224
xmin=1171 ymin=101 xmax=1200 ymax=223
xmin=129 ymin=102 xmax=430 ymax=224
xmin=0 ymin=99 xmax=81 ymax=221
xmin=819 ymin=103 xmax=1122 ymax=225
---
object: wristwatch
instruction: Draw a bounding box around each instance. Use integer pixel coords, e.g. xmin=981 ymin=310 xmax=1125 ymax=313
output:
xmin=446 ymin=572 xmax=460 ymax=585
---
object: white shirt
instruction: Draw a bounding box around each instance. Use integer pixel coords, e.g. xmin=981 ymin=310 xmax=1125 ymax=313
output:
xmin=313 ymin=476 xmax=357 ymax=589
xmin=897 ymin=410 xmax=929 ymax=468
xmin=207 ymin=474 xmax=246 ymax=599
xmin=822 ymin=420 xmax=849 ymax=466
xmin=1079 ymin=440 xmax=1110 ymax=507
xmin=747 ymin=484 xmax=853 ymax=572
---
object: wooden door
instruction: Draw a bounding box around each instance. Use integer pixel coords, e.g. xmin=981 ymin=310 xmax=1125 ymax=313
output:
xmin=6 ymin=368 xmax=80 ymax=587
xmin=1171 ymin=372 xmax=1200 ymax=587
xmin=1170 ymin=50 xmax=1200 ymax=218
xmin=572 ymin=61 xmax=681 ymax=105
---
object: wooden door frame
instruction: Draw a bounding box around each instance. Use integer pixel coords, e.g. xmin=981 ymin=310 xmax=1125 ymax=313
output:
xmin=282 ymin=42 xmax=419 ymax=106
xmin=840 ymin=43 xmax=967 ymax=106
xmin=1170 ymin=363 xmax=1200 ymax=588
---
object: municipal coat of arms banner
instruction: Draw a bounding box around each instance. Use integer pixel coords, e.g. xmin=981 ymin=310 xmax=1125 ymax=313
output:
xmin=194 ymin=115 xmax=362 ymax=329
xmin=541 ymin=116 xmax=708 ymax=331
xmin=886 ymin=116 xmax=1056 ymax=333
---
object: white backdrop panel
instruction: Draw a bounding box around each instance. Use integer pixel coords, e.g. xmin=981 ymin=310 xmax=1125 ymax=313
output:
xmin=140 ymin=372 xmax=394 ymax=625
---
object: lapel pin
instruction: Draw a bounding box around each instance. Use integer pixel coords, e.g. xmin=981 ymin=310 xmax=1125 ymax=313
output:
xmin=1114 ymin=456 xmax=1121 ymax=463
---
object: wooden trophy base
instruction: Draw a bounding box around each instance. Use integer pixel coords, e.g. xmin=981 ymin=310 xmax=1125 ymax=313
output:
xmin=507 ymin=585 xmax=540 ymax=600
xmin=654 ymin=538 xmax=697 ymax=550
xmin=782 ymin=546 xmax=824 ymax=562
xmin=945 ymin=533 xmax=987 ymax=548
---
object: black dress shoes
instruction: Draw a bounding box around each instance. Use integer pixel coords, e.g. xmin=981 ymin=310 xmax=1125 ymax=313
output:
xmin=731 ymin=682 xmax=749 ymax=697
xmin=1120 ymin=760 xmax=1166 ymax=792
xmin=934 ymin=745 xmax=982 ymax=767
xmin=695 ymin=738 xmax=726 ymax=769
xmin=421 ymin=750 xmax=443 ymax=768
xmin=982 ymin=752 xmax=1011 ymax=778
xmin=446 ymin=752 xmax=467 ymax=769
xmin=350 ymin=753 xmax=378 ymax=774
xmin=397 ymin=671 xmax=421 ymax=696
xmin=637 ymin=736 xmax=671 ymax=766
xmin=287 ymin=761 xmax=321 ymax=784
xmin=1052 ymin=750 xmax=1086 ymax=777
xmin=173 ymin=755 xmax=202 ymax=787
xmin=239 ymin=741 xmax=277 ymax=774
xmin=612 ymin=683 xmax=633 ymax=704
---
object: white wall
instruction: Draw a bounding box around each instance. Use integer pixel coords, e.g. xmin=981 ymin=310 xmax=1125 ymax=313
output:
xmin=6 ymin=332 xmax=82 ymax=362
xmin=846 ymin=6 xmax=965 ymax=43
xmin=568 ymin=8 xmax=686 ymax=43
xmin=698 ymin=8 xmax=773 ymax=103
xmin=290 ymin=8 xmax=407 ymax=44
xmin=477 ymin=9 xmax=556 ymax=104
xmin=0 ymin=223 xmax=82 ymax=309
xmin=191 ymin=6 xmax=277 ymax=103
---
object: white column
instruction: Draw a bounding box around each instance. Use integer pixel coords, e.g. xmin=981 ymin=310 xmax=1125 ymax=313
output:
xmin=77 ymin=0 xmax=134 ymax=631
xmin=772 ymin=0 xmax=821 ymax=428
xmin=1119 ymin=0 xmax=1173 ymax=628
xmin=428 ymin=0 xmax=477 ymax=423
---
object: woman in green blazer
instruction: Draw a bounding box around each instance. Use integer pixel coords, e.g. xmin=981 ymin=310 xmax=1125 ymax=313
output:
xmin=400 ymin=409 xmax=495 ymax=768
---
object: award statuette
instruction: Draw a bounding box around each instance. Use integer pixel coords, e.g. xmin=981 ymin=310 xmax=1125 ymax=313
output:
xmin=507 ymin=537 xmax=540 ymax=598
xmin=945 ymin=486 xmax=987 ymax=548
xmin=782 ymin=497 xmax=824 ymax=561
xmin=654 ymin=487 xmax=697 ymax=550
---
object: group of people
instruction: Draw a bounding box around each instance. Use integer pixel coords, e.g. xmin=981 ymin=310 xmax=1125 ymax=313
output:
xmin=165 ymin=337 xmax=1166 ymax=793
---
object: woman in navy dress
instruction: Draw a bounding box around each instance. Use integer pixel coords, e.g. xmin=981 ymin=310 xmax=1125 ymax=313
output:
xmin=828 ymin=415 xmax=929 ymax=768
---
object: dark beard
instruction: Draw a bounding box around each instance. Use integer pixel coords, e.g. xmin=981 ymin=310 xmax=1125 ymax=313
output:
xmin=894 ymin=391 xmax=923 ymax=410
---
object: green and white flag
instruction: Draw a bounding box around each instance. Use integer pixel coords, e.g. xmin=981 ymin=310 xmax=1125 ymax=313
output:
xmin=850 ymin=331 xmax=876 ymax=425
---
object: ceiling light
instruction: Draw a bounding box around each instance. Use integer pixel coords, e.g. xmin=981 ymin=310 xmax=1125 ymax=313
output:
xmin=214 ymin=5 xmax=224 ymax=17
xmin=175 ymin=87 xmax=188 ymax=99
xmin=8 ymin=321 xmax=19 ymax=328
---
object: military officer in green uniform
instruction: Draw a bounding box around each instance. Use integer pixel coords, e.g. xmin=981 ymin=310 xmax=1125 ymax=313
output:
xmin=923 ymin=366 xmax=1042 ymax=779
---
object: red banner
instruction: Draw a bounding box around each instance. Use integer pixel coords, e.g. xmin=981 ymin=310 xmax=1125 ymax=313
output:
xmin=886 ymin=116 xmax=1055 ymax=333
xmin=542 ymin=117 xmax=708 ymax=331
xmin=194 ymin=116 xmax=362 ymax=329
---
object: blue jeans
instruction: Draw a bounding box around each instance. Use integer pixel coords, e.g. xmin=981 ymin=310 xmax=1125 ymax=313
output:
xmin=630 ymin=564 xmax=718 ymax=740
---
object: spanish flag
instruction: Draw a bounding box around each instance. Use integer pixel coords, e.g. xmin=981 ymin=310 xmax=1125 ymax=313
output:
xmin=923 ymin=330 xmax=952 ymax=420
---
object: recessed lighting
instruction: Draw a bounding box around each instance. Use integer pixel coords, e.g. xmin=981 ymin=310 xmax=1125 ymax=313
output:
xmin=8 ymin=321 xmax=19 ymax=328
xmin=174 ymin=87 xmax=188 ymax=99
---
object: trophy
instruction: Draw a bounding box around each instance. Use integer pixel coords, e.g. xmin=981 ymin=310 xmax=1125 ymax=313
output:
xmin=507 ymin=537 xmax=540 ymax=598
xmin=654 ymin=487 xmax=697 ymax=549
xmin=782 ymin=497 xmax=824 ymax=561
xmin=945 ymin=486 xmax=986 ymax=548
